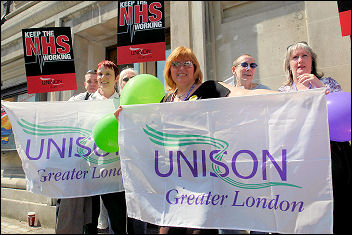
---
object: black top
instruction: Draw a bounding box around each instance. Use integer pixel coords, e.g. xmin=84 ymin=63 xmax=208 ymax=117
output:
xmin=163 ymin=80 xmax=230 ymax=102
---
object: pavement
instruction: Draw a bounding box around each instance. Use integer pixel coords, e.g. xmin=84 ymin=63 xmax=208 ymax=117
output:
xmin=1 ymin=216 xmax=55 ymax=234
xmin=1 ymin=216 xmax=159 ymax=234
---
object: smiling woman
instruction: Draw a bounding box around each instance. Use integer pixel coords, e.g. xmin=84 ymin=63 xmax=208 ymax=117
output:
xmin=162 ymin=46 xmax=230 ymax=103
xmin=89 ymin=60 xmax=120 ymax=100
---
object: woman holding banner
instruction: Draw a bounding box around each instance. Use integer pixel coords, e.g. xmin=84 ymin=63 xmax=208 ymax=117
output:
xmin=89 ymin=60 xmax=128 ymax=234
xmin=159 ymin=46 xmax=276 ymax=234
xmin=114 ymin=46 xmax=277 ymax=234
xmin=279 ymin=41 xmax=341 ymax=93
xmin=279 ymin=41 xmax=351 ymax=234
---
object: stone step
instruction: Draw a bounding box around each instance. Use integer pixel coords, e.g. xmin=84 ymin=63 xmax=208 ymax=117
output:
xmin=1 ymin=187 xmax=54 ymax=205
xmin=1 ymin=197 xmax=56 ymax=229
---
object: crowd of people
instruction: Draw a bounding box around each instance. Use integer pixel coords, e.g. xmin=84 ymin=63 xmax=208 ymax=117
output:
xmin=58 ymin=42 xmax=350 ymax=234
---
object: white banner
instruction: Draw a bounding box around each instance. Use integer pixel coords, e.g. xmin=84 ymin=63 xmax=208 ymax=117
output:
xmin=2 ymin=99 xmax=124 ymax=198
xmin=119 ymin=89 xmax=333 ymax=234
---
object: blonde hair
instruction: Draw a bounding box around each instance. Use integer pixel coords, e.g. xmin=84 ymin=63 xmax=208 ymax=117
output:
xmin=164 ymin=46 xmax=203 ymax=91
xmin=283 ymin=42 xmax=323 ymax=86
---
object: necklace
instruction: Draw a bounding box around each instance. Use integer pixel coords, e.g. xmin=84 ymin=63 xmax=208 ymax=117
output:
xmin=172 ymin=83 xmax=196 ymax=102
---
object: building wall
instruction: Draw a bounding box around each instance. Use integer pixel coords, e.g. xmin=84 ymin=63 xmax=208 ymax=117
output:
xmin=3 ymin=1 xmax=349 ymax=96
xmin=198 ymin=1 xmax=351 ymax=91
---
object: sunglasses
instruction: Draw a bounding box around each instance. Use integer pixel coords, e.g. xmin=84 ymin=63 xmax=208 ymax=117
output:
xmin=171 ymin=61 xmax=194 ymax=68
xmin=286 ymin=41 xmax=308 ymax=50
xmin=238 ymin=62 xmax=258 ymax=69
xmin=122 ymin=76 xmax=134 ymax=82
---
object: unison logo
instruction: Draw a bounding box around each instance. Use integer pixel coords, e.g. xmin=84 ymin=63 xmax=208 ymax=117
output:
xmin=143 ymin=124 xmax=301 ymax=189
xmin=18 ymin=118 xmax=118 ymax=165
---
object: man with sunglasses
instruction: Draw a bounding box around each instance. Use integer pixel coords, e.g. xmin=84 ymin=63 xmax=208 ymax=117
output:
xmin=118 ymin=67 xmax=137 ymax=93
xmin=220 ymin=54 xmax=270 ymax=235
xmin=224 ymin=54 xmax=270 ymax=91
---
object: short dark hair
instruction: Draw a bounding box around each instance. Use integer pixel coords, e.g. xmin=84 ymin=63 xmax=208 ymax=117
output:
xmin=86 ymin=69 xmax=96 ymax=74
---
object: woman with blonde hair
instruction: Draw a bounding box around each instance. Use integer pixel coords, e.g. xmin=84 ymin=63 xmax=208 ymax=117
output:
xmin=279 ymin=41 xmax=350 ymax=234
xmin=160 ymin=46 xmax=276 ymax=234
xmin=279 ymin=41 xmax=341 ymax=92
xmin=113 ymin=46 xmax=277 ymax=234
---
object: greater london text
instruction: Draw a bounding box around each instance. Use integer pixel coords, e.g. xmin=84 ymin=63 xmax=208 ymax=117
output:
xmin=166 ymin=188 xmax=304 ymax=213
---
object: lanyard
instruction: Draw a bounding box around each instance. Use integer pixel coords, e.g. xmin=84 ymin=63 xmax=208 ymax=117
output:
xmin=171 ymin=83 xmax=196 ymax=102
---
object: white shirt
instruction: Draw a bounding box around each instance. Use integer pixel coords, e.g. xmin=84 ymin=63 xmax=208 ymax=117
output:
xmin=88 ymin=90 xmax=120 ymax=101
xmin=68 ymin=92 xmax=90 ymax=101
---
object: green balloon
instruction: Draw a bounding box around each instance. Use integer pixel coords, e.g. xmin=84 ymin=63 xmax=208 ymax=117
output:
xmin=93 ymin=113 xmax=119 ymax=153
xmin=120 ymin=74 xmax=165 ymax=105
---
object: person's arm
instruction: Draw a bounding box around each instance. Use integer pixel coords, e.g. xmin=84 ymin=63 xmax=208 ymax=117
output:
xmin=114 ymin=106 xmax=122 ymax=121
xmin=218 ymin=82 xmax=278 ymax=97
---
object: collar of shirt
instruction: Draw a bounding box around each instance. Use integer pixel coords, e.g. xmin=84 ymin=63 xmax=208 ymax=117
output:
xmin=89 ymin=91 xmax=120 ymax=100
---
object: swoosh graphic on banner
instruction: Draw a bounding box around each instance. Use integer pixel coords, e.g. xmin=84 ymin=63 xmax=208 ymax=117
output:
xmin=17 ymin=119 xmax=118 ymax=165
xmin=143 ymin=124 xmax=301 ymax=189
xmin=18 ymin=118 xmax=91 ymax=136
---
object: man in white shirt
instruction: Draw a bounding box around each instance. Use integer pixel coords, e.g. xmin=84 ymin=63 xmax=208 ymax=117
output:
xmin=69 ymin=70 xmax=99 ymax=101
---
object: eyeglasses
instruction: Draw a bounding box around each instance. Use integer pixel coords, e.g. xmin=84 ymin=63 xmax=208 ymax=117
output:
xmin=238 ymin=62 xmax=258 ymax=69
xmin=86 ymin=69 xmax=97 ymax=74
xmin=122 ymin=76 xmax=134 ymax=82
xmin=171 ymin=61 xmax=194 ymax=68
xmin=286 ymin=41 xmax=308 ymax=50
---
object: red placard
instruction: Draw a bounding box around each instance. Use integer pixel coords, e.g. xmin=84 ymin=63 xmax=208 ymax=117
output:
xmin=337 ymin=1 xmax=351 ymax=36
xmin=26 ymin=73 xmax=77 ymax=94
xmin=339 ymin=10 xmax=351 ymax=36
xmin=117 ymin=42 xmax=165 ymax=65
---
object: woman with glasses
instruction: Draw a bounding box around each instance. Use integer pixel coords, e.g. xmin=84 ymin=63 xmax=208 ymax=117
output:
xmin=279 ymin=42 xmax=350 ymax=234
xmin=160 ymin=46 xmax=276 ymax=234
xmin=114 ymin=46 xmax=276 ymax=234
xmin=229 ymin=54 xmax=270 ymax=90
